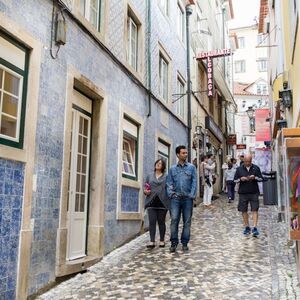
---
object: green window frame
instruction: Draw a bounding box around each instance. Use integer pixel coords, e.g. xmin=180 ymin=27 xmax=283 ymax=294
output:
xmin=0 ymin=30 xmax=29 ymax=149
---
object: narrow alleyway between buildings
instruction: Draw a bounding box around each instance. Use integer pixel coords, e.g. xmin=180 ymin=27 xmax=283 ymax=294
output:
xmin=38 ymin=196 xmax=300 ymax=300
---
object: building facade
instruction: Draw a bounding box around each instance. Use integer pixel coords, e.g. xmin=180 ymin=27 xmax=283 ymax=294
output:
xmin=0 ymin=0 xmax=197 ymax=298
xmin=190 ymin=0 xmax=235 ymax=195
xmin=229 ymin=21 xmax=269 ymax=157
xmin=259 ymin=0 xmax=300 ymax=280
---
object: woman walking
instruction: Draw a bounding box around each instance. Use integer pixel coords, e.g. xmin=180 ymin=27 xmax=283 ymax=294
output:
xmin=144 ymin=159 xmax=169 ymax=248
xmin=224 ymin=162 xmax=236 ymax=203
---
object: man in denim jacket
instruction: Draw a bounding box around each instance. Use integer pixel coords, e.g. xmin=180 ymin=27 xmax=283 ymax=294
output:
xmin=166 ymin=145 xmax=197 ymax=252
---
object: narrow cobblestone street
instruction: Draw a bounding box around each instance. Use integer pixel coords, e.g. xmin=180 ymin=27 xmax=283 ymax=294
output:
xmin=38 ymin=196 xmax=300 ymax=300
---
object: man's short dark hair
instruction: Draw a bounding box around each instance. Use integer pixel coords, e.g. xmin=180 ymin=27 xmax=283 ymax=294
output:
xmin=207 ymin=153 xmax=213 ymax=159
xmin=176 ymin=145 xmax=186 ymax=154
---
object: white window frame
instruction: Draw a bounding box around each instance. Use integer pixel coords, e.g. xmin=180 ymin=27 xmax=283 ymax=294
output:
xmin=235 ymin=60 xmax=245 ymax=73
xmin=256 ymin=84 xmax=268 ymax=95
xmin=122 ymin=117 xmax=138 ymax=180
xmin=159 ymin=54 xmax=169 ymax=102
xmin=177 ymin=3 xmax=185 ymax=42
xmin=238 ymin=37 xmax=245 ymax=48
xmin=175 ymin=77 xmax=186 ymax=120
xmin=127 ymin=17 xmax=138 ymax=71
xmin=257 ymin=58 xmax=268 ymax=72
xmin=0 ymin=66 xmax=23 ymax=142
xmin=79 ymin=0 xmax=101 ymax=31
xmin=159 ymin=0 xmax=169 ymax=16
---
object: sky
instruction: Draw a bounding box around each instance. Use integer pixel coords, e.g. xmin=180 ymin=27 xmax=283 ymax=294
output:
xmin=228 ymin=0 xmax=260 ymax=28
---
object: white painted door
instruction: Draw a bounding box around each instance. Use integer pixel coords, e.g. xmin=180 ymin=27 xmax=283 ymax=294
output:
xmin=67 ymin=106 xmax=91 ymax=260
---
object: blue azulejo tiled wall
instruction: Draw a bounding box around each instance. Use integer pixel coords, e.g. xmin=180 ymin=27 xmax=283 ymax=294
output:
xmin=121 ymin=186 xmax=139 ymax=212
xmin=0 ymin=158 xmax=24 ymax=299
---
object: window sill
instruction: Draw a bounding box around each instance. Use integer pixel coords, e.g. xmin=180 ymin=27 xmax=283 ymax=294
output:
xmin=117 ymin=212 xmax=142 ymax=220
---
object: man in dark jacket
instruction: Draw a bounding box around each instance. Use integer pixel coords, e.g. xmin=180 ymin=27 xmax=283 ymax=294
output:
xmin=234 ymin=154 xmax=263 ymax=236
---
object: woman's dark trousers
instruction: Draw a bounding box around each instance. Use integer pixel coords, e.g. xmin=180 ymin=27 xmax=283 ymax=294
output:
xmin=148 ymin=208 xmax=168 ymax=242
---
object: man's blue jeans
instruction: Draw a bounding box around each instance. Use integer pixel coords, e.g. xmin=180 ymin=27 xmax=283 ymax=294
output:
xmin=170 ymin=197 xmax=193 ymax=245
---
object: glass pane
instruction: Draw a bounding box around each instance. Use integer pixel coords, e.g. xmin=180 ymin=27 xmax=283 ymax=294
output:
xmin=83 ymin=137 xmax=88 ymax=154
xmin=76 ymin=173 xmax=81 ymax=192
xmin=77 ymin=154 xmax=82 ymax=172
xmin=2 ymin=93 xmax=19 ymax=117
xmin=128 ymin=164 xmax=134 ymax=174
xmin=90 ymin=9 xmax=97 ymax=29
xmin=79 ymin=116 xmax=83 ymax=134
xmin=83 ymin=119 xmax=88 ymax=136
xmin=79 ymin=0 xmax=85 ymax=15
xmin=0 ymin=114 xmax=17 ymax=138
xmin=126 ymin=152 xmax=132 ymax=163
xmin=78 ymin=135 xmax=82 ymax=153
xmin=75 ymin=194 xmax=80 ymax=212
xmin=82 ymin=156 xmax=87 ymax=172
xmin=0 ymin=69 xmax=3 ymax=85
xmin=81 ymin=175 xmax=86 ymax=192
xmin=4 ymin=71 xmax=20 ymax=96
xmin=123 ymin=162 xmax=129 ymax=173
xmin=80 ymin=194 xmax=85 ymax=212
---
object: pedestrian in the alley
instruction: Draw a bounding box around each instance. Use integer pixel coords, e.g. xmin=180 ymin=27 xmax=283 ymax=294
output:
xmin=234 ymin=154 xmax=263 ymax=236
xmin=144 ymin=159 xmax=169 ymax=248
xmin=166 ymin=145 xmax=197 ymax=252
xmin=199 ymin=155 xmax=206 ymax=198
xmin=203 ymin=155 xmax=216 ymax=207
xmin=239 ymin=154 xmax=245 ymax=166
xmin=224 ymin=162 xmax=236 ymax=203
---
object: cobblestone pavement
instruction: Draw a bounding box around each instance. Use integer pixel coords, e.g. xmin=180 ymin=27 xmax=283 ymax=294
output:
xmin=38 ymin=196 xmax=300 ymax=300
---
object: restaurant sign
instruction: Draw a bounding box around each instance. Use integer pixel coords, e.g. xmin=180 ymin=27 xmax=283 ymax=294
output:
xmin=196 ymin=49 xmax=232 ymax=98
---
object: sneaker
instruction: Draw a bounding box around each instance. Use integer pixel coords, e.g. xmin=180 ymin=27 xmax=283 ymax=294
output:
xmin=243 ymin=226 xmax=251 ymax=235
xmin=182 ymin=244 xmax=189 ymax=252
xmin=169 ymin=244 xmax=177 ymax=253
xmin=252 ymin=227 xmax=259 ymax=237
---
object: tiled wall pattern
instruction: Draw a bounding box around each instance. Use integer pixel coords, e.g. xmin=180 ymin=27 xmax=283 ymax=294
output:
xmin=121 ymin=186 xmax=139 ymax=212
xmin=0 ymin=0 xmax=188 ymax=296
xmin=0 ymin=159 xmax=24 ymax=299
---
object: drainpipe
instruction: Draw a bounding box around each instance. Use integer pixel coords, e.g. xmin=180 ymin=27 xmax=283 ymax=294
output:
xmin=186 ymin=5 xmax=193 ymax=162
xmin=147 ymin=0 xmax=152 ymax=117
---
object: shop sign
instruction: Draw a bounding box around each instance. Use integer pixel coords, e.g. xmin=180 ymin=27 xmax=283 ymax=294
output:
xmin=227 ymin=134 xmax=237 ymax=145
xmin=236 ymin=144 xmax=247 ymax=150
xmin=196 ymin=48 xmax=231 ymax=60
xmin=205 ymin=116 xmax=223 ymax=142
xmin=207 ymin=56 xmax=213 ymax=97
xmin=196 ymin=49 xmax=231 ymax=98
xmin=255 ymin=109 xmax=271 ymax=142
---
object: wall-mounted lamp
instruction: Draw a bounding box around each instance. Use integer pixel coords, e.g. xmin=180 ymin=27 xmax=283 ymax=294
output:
xmin=246 ymin=106 xmax=255 ymax=133
xmin=276 ymin=119 xmax=287 ymax=129
xmin=279 ymin=83 xmax=293 ymax=109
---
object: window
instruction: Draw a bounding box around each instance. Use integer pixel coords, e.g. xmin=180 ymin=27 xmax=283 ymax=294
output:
xmin=256 ymin=84 xmax=268 ymax=95
xmin=127 ymin=16 xmax=138 ymax=71
xmin=158 ymin=139 xmax=170 ymax=170
xmin=257 ymin=58 xmax=268 ymax=72
xmin=175 ymin=77 xmax=186 ymax=119
xmin=235 ymin=60 xmax=246 ymax=73
xmin=159 ymin=54 xmax=169 ymax=102
xmin=79 ymin=0 xmax=101 ymax=31
xmin=238 ymin=37 xmax=245 ymax=48
xmin=122 ymin=117 xmax=138 ymax=179
xmin=159 ymin=0 xmax=169 ymax=16
xmin=0 ymin=31 xmax=29 ymax=148
xmin=257 ymin=34 xmax=267 ymax=46
xmin=177 ymin=3 xmax=185 ymax=42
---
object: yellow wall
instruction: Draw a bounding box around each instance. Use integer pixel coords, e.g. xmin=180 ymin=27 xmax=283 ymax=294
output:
xmin=281 ymin=1 xmax=300 ymax=127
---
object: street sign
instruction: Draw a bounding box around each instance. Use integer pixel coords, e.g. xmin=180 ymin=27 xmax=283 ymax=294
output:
xmin=236 ymin=144 xmax=246 ymax=149
xmin=227 ymin=134 xmax=237 ymax=145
